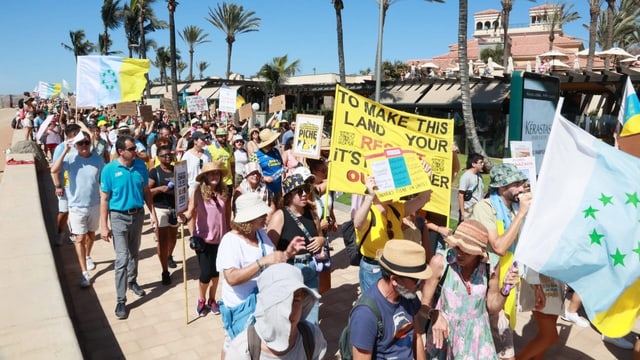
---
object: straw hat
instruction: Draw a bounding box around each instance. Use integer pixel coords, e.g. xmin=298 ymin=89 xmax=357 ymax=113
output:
xmin=377 ymin=240 xmax=432 ymax=280
xmin=234 ymin=193 xmax=272 ymax=223
xmin=179 ymin=127 xmax=191 ymax=137
xmin=258 ymin=129 xmax=280 ymax=148
xmin=249 ymin=127 xmax=260 ymax=136
xmin=195 ymin=161 xmax=228 ymax=182
xmin=320 ymin=137 xmax=331 ymax=150
xmin=445 ymin=220 xmax=489 ymax=257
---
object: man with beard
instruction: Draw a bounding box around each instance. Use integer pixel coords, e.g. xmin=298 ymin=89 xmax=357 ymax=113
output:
xmin=348 ymin=240 xmax=431 ymax=359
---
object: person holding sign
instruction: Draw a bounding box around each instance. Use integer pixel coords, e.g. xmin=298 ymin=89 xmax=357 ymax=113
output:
xmin=250 ymin=129 xmax=285 ymax=207
xmin=353 ymin=161 xmax=434 ymax=293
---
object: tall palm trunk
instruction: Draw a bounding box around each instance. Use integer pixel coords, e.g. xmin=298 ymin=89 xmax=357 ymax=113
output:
xmin=226 ymin=40 xmax=233 ymax=79
xmin=604 ymin=0 xmax=615 ymax=71
xmin=501 ymin=1 xmax=512 ymax=69
xmin=334 ymin=0 xmax=346 ymax=86
xmin=103 ymin=27 xmax=109 ymax=55
xmin=586 ymin=0 xmax=599 ymax=71
xmin=138 ymin=9 xmax=151 ymax=98
xmin=188 ymin=49 xmax=194 ymax=81
xmin=168 ymin=0 xmax=179 ymax=115
xmin=459 ymin=0 xmax=485 ymax=156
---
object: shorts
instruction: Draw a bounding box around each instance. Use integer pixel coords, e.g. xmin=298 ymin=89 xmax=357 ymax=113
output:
xmin=156 ymin=207 xmax=179 ymax=228
xmin=21 ymin=118 xmax=33 ymax=128
xmin=68 ymin=205 xmax=100 ymax=235
xmin=58 ymin=189 xmax=69 ymax=213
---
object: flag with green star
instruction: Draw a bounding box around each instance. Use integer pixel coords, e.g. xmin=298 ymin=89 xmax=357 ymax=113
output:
xmin=76 ymin=56 xmax=150 ymax=107
xmin=515 ymin=114 xmax=640 ymax=338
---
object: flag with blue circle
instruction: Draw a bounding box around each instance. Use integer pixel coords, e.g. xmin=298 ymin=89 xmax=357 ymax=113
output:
xmin=76 ymin=56 xmax=150 ymax=107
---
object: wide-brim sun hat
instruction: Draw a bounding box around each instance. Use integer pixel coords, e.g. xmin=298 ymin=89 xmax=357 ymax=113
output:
xmin=489 ymin=163 xmax=528 ymax=188
xmin=253 ymin=264 xmax=320 ymax=352
xmin=320 ymin=137 xmax=331 ymax=151
xmin=180 ymin=127 xmax=191 ymax=137
xmin=282 ymin=174 xmax=305 ymax=196
xmin=195 ymin=161 xmax=228 ymax=182
xmin=446 ymin=219 xmax=489 ymax=257
xmin=377 ymin=239 xmax=432 ymax=280
xmin=234 ymin=193 xmax=272 ymax=223
xmin=257 ymin=129 xmax=280 ymax=148
xmin=243 ymin=162 xmax=262 ymax=178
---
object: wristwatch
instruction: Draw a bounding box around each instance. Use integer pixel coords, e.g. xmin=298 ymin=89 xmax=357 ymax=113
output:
xmin=255 ymin=259 xmax=265 ymax=272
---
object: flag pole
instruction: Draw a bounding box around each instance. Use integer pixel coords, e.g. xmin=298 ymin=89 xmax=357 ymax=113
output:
xmin=181 ymin=223 xmax=188 ymax=325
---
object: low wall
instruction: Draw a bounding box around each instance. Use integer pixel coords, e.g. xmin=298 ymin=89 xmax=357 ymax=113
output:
xmin=0 ymin=130 xmax=82 ymax=358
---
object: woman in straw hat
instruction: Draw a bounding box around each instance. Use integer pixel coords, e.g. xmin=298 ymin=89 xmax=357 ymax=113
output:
xmin=178 ymin=161 xmax=229 ymax=317
xmin=246 ymin=127 xmax=261 ymax=156
xmin=216 ymin=194 xmax=305 ymax=357
xmin=267 ymin=174 xmax=324 ymax=324
xmin=425 ymin=220 xmax=519 ymax=359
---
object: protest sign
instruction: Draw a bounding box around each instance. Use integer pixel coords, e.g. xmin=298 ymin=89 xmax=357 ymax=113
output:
xmin=116 ymin=102 xmax=137 ymax=116
xmin=328 ymin=85 xmax=454 ymax=218
xmin=186 ymin=95 xmax=208 ymax=113
xmin=365 ymin=148 xmax=431 ymax=202
xmin=510 ymin=140 xmax=533 ymax=158
xmin=173 ymin=160 xmax=189 ymax=213
xmin=239 ymin=103 xmax=253 ymax=122
xmin=139 ymin=105 xmax=153 ymax=123
xmin=502 ymin=156 xmax=537 ymax=194
xmin=218 ymin=86 xmax=237 ymax=113
xmin=269 ymin=95 xmax=286 ymax=113
xmin=161 ymin=97 xmax=178 ymax=122
xmin=293 ymin=114 xmax=324 ymax=159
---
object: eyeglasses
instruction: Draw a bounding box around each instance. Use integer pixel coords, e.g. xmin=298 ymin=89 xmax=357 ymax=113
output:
xmin=125 ymin=146 xmax=137 ymax=152
xmin=294 ymin=184 xmax=312 ymax=197
xmin=76 ymin=140 xmax=91 ymax=146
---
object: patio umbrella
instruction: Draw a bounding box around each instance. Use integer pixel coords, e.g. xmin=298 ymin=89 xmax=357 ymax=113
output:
xmin=539 ymin=50 xmax=569 ymax=59
xmin=619 ymin=56 xmax=639 ymax=63
xmin=597 ymin=47 xmax=634 ymax=59
xmin=576 ymin=49 xmax=590 ymax=58
xmin=548 ymin=59 xmax=570 ymax=70
xmin=420 ymin=62 xmax=439 ymax=69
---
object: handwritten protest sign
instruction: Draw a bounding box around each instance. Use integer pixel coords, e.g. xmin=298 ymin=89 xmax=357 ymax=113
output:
xmin=269 ymin=95 xmax=286 ymax=113
xmin=502 ymin=156 xmax=537 ymax=194
xmin=186 ymin=95 xmax=208 ymax=113
xmin=173 ymin=160 xmax=189 ymax=213
xmin=219 ymin=86 xmax=237 ymax=113
xmin=328 ymin=85 xmax=454 ymax=218
xmin=365 ymin=148 xmax=431 ymax=202
xmin=116 ymin=102 xmax=137 ymax=116
xmin=139 ymin=105 xmax=153 ymax=123
xmin=293 ymin=114 xmax=324 ymax=159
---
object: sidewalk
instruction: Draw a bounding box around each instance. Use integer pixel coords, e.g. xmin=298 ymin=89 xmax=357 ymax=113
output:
xmin=52 ymin=198 xmax=638 ymax=359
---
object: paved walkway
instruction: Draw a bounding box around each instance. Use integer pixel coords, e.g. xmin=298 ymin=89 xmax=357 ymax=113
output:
xmin=51 ymin=197 xmax=638 ymax=359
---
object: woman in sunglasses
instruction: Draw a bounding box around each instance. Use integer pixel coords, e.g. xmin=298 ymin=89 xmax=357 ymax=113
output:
xmin=148 ymin=145 xmax=178 ymax=285
xmin=267 ymin=174 xmax=324 ymax=324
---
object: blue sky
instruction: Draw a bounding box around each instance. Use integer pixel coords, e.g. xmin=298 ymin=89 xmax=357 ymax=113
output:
xmin=0 ymin=0 xmax=592 ymax=95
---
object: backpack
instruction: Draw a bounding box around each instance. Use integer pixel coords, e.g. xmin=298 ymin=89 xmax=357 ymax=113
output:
xmin=338 ymin=295 xmax=383 ymax=360
xmin=343 ymin=204 xmax=401 ymax=266
xmin=247 ymin=320 xmax=314 ymax=360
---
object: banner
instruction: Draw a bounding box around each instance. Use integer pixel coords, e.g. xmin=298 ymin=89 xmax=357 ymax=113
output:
xmin=218 ymin=86 xmax=237 ymax=113
xmin=76 ymin=56 xmax=150 ymax=107
xmin=328 ymin=85 xmax=454 ymax=218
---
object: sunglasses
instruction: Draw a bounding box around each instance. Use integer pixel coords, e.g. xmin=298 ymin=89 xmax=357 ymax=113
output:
xmin=76 ymin=140 xmax=91 ymax=146
xmin=294 ymin=184 xmax=312 ymax=197
xmin=159 ymin=154 xmax=173 ymax=158
xmin=124 ymin=146 xmax=137 ymax=152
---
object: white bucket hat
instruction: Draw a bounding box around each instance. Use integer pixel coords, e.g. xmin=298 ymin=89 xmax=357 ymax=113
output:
xmin=253 ymin=264 xmax=320 ymax=352
xmin=233 ymin=193 xmax=272 ymax=223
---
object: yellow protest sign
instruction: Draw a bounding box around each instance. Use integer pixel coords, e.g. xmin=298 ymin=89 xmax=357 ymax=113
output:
xmin=365 ymin=148 xmax=431 ymax=202
xmin=328 ymin=85 xmax=454 ymax=218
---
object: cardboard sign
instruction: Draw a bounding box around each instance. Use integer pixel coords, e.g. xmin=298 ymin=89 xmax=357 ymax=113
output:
xmin=293 ymin=114 xmax=324 ymax=159
xmin=269 ymin=95 xmax=286 ymax=113
xmin=116 ymin=102 xmax=137 ymax=116
xmin=186 ymin=95 xmax=208 ymax=113
xmin=68 ymin=96 xmax=76 ymax=109
xmin=238 ymin=103 xmax=253 ymax=121
xmin=161 ymin=97 xmax=178 ymax=122
xmin=218 ymin=86 xmax=237 ymax=113
xmin=173 ymin=160 xmax=189 ymax=213
xmin=139 ymin=105 xmax=154 ymax=123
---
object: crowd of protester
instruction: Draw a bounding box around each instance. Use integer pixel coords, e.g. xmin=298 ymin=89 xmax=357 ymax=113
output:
xmin=18 ymin=89 xmax=638 ymax=359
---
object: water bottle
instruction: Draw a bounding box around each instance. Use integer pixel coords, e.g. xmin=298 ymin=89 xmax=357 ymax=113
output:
xmin=167 ymin=181 xmax=174 ymax=189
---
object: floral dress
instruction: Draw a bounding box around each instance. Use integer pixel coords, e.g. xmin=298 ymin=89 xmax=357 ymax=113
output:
xmin=425 ymin=261 xmax=497 ymax=360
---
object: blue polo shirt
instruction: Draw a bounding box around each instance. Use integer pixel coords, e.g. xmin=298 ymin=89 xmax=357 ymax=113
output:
xmin=100 ymin=158 xmax=148 ymax=212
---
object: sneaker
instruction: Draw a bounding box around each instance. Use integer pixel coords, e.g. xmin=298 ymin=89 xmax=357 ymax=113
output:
xmin=561 ymin=311 xmax=589 ymax=328
xmin=168 ymin=255 xmax=177 ymax=269
xmin=161 ymin=271 xmax=171 ymax=285
xmin=602 ymin=335 xmax=634 ymax=350
xmin=80 ymin=272 xmax=91 ymax=288
xmin=115 ymin=302 xmax=127 ymax=319
xmin=128 ymin=282 xmax=146 ymax=297
xmin=197 ymin=298 xmax=208 ymax=317
xmin=86 ymin=256 xmax=96 ymax=271
xmin=209 ymin=299 xmax=220 ymax=315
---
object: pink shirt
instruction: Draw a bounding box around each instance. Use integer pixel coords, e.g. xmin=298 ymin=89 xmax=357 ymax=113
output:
xmin=193 ymin=190 xmax=228 ymax=244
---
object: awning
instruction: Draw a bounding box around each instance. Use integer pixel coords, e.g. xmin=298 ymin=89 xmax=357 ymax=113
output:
xmin=186 ymin=80 xmax=208 ymax=93
xmin=379 ymin=83 xmax=429 ymax=105
xmin=198 ymin=86 xmax=219 ymax=99
xmin=417 ymin=81 xmax=510 ymax=108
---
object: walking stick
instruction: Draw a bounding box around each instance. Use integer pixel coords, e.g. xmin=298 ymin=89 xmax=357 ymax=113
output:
xmin=181 ymin=223 xmax=188 ymax=325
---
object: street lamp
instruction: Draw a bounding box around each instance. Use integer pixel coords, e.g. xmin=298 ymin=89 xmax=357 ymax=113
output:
xmin=251 ymin=103 xmax=260 ymax=129
xmin=374 ymin=0 xmax=384 ymax=102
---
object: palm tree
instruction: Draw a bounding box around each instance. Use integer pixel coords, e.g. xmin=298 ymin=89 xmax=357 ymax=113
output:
xmin=123 ymin=4 xmax=139 ymax=57
xmin=206 ymin=2 xmax=261 ymax=79
xmin=586 ymin=0 xmax=600 ymax=71
xmin=546 ymin=2 xmax=580 ymax=51
xmin=129 ymin=0 xmax=167 ymax=97
xmin=153 ymin=46 xmax=171 ymax=89
xmin=168 ymin=0 xmax=179 ymax=116
xmin=258 ymin=55 xmax=301 ymax=96
xmin=458 ymin=0 xmax=485 ymax=157
xmin=198 ymin=61 xmax=210 ymax=79
xmin=101 ymin=0 xmax=123 ymax=55
xmin=332 ymin=0 xmax=346 ymax=86
xmin=61 ymin=30 xmax=96 ymax=63
xmin=604 ymin=0 xmax=615 ymax=70
xmin=98 ymin=34 xmax=123 ymax=55
xmin=179 ymin=26 xmax=211 ymax=81
xmin=176 ymin=61 xmax=188 ymax=81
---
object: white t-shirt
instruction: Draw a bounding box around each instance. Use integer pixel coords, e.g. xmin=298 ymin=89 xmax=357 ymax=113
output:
xmin=182 ymin=149 xmax=211 ymax=195
xmin=226 ymin=323 xmax=327 ymax=360
xmin=217 ymin=229 xmax=274 ymax=307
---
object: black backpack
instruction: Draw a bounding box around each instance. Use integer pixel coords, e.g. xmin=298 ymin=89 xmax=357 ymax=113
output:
xmin=247 ymin=320 xmax=314 ymax=359
xmin=338 ymin=295 xmax=383 ymax=360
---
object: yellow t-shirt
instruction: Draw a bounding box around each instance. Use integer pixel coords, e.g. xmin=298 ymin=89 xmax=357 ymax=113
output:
xmin=207 ymin=143 xmax=235 ymax=186
xmin=355 ymin=202 xmax=405 ymax=259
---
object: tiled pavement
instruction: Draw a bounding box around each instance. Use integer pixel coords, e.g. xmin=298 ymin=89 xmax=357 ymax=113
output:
xmin=54 ymin=202 xmax=638 ymax=359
